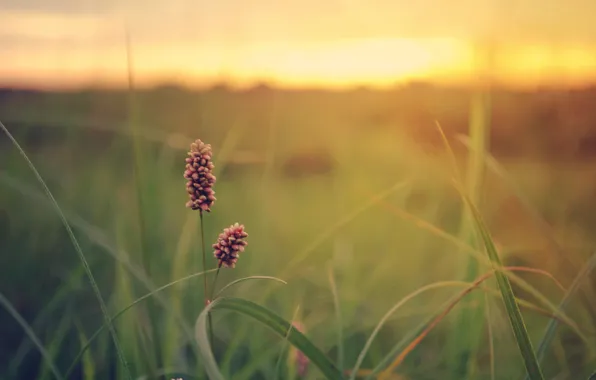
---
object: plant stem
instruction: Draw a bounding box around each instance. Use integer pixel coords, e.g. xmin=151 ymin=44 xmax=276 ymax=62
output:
xmin=199 ymin=211 xmax=215 ymax=352
xmin=208 ymin=265 xmax=222 ymax=348
xmin=210 ymin=265 xmax=222 ymax=301
xmin=199 ymin=211 xmax=209 ymax=307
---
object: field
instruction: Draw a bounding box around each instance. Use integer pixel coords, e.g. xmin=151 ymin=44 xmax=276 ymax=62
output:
xmin=1 ymin=83 xmax=596 ymax=379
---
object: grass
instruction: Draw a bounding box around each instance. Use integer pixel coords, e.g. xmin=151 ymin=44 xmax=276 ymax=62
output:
xmin=1 ymin=85 xmax=596 ymax=380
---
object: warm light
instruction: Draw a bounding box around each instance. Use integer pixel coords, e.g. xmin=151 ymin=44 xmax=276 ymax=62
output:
xmin=1 ymin=8 xmax=596 ymax=89
xmin=225 ymin=38 xmax=474 ymax=87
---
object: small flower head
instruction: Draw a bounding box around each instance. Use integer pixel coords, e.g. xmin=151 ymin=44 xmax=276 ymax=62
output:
xmin=184 ymin=139 xmax=216 ymax=212
xmin=212 ymin=223 xmax=248 ymax=268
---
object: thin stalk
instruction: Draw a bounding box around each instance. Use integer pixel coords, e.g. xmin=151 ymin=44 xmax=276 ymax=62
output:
xmin=209 ymin=265 xmax=222 ymax=348
xmin=0 ymin=120 xmax=131 ymax=380
xmin=199 ymin=211 xmax=209 ymax=306
xmin=210 ymin=266 xmax=222 ymax=301
xmin=199 ymin=211 xmax=214 ymax=351
xmin=125 ymin=27 xmax=161 ymax=377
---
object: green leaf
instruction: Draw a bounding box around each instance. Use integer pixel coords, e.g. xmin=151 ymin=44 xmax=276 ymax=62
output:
xmin=457 ymin=184 xmax=544 ymax=380
xmin=1 ymin=120 xmax=130 ymax=378
xmin=195 ymin=297 xmax=344 ymax=380
xmin=529 ymin=251 xmax=596 ymax=380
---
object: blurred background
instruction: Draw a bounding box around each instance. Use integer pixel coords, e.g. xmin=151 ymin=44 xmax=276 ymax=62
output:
xmin=2 ymin=0 xmax=596 ymax=379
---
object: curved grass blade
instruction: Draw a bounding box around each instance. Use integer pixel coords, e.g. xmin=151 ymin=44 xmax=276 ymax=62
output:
xmin=195 ymin=297 xmax=344 ymax=380
xmin=214 ymin=276 xmax=287 ymax=299
xmin=0 ymin=172 xmax=197 ymax=346
xmin=528 ymin=251 xmax=596 ymax=380
xmin=365 ymin=266 xmax=565 ymax=380
xmin=363 ymin=297 xmax=452 ymax=380
xmin=440 ymin=80 xmax=490 ymax=378
xmin=379 ymin=275 xmax=496 ymax=378
xmin=74 ymin=318 xmax=96 ymax=380
xmin=282 ymin=180 xmax=410 ymax=275
xmin=39 ymin=311 xmax=72 ymax=380
xmin=0 ymin=120 xmax=131 ymax=379
xmin=64 ymin=268 xmax=217 ymax=378
xmin=8 ymin=264 xmax=86 ymax=377
xmin=274 ymin=305 xmax=302 ymax=380
xmin=456 ymin=182 xmax=544 ymax=380
xmin=457 ymin=134 xmax=570 ymax=261
xmin=349 ymin=280 xmax=472 ymax=380
xmin=376 ymin=198 xmax=582 ymax=336
xmin=328 ymin=265 xmax=345 ymax=373
xmin=0 ymin=291 xmax=64 ymax=380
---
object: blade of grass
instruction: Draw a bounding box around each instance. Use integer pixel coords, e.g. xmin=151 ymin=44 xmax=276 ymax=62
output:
xmin=529 ymin=251 xmax=596 ymax=380
xmin=486 ymin=293 xmax=496 ymax=380
xmin=239 ymin=342 xmax=290 ymax=380
xmin=64 ymin=268 xmax=217 ymax=378
xmin=352 ymin=266 xmax=559 ymax=380
xmin=8 ymin=264 xmax=86 ymax=377
xmin=378 ymin=266 xmax=558 ymax=378
xmin=0 ymin=120 xmax=131 ymax=379
xmin=455 ymin=181 xmax=544 ymax=379
xmin=349 ymin=280 xmax=473 ymax=380
xmin=0 ymin=291 xmax=64 ymax=380
xmin=457 ymin=134 xmax=572 ymax=264
xmin=125 ymin=26 xmax=162 ymax=377
xmin=38 ymin=311 xmax=72 ymax=380
xmin=214 ymin=276 xmax=287 ymax=299
xmin=0 ymin=172 xmax=199 ymax=358
xmin=74 ymin=318 xmax=97 ymax=380
xmin=363 ymin=295 xmax=456 ymax=380
xmin=328 ymin=264 xmax=345 ymax=373
xmin=376 ymin=198 xmax=585 ymax=341
xmin=378 ymin=273 xmax=496 ymax=378
xmin=445 ymin=78 xmax=491 ymax=377
xmin=362 ymin=267 xmax=569 ymax=380
xmin=274 ymin=305 xmax=301 ymax=380
xmin=195 ymin=297 xmax=344 ymax=380
xmin=282 ymin=180 xmax=410 ymax=275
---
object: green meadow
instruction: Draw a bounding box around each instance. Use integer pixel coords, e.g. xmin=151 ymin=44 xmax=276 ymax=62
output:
xmin=1 ymin=84 xmax=596 ymax=379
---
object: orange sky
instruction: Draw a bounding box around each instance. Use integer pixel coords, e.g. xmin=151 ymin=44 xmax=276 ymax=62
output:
xmin=2 ymin=1 xmax=596 ymax=89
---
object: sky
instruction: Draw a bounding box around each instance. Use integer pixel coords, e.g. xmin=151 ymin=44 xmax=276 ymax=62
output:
xmin=2 ymin=0 xmax=596 ymax=89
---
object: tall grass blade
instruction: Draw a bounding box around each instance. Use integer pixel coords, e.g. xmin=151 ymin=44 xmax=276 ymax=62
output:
xmin=328 ymin=265 xmax=345 ymax=373
xmin=65 ymin=269 xmax=217 ymax=378
xmin=283 ymin=180 xmax=410 ymax=274
xmin=350 ymin=280 xmax=473 ymax=380
xmin=38 ymin=312 xmax=71 ymax=380
xmin=457 ymin=134 xmax=569 ymax=260
xmin=274 ymin=306 xmax=301 ymax=380
xmin=124 ymin=26 xmax=161 ymax=378
xmin=378 ymin=191 xmax=584 ymax=341
xmin=364 ymin=267 xmax=573 ymax=380
xmin=0 ymin=291 xmax=65 ymax=380
xmin=528 ymin=251 xmax=596 ymax=380
xmin=195 ymin=297 xmax=344 ymax=380
xmin=0 ymin=120 xmax=131 ymax=379
xmin=456 ymin=184 xmax=544 ymax=379
xmin=485 ymin=293 xmax=496 ymax=380
xmin=450 ymin=81 xmax=491 ymax=377
xmin=74 ymin=319 xmax=97 ymax=380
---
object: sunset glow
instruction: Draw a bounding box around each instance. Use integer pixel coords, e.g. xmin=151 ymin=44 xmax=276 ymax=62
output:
xmin=2 ymin=3 xmax=596 ymax=89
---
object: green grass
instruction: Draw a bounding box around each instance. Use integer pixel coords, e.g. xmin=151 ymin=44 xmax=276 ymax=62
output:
xmin=2 ymin=87 xmax=596 ymax=380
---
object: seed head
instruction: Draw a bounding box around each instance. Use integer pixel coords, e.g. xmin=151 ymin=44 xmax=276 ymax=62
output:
xmin=212 ymin=223 xmax=248 ymax=268
xmin=184 ymin=139 xmax=216 ymax=212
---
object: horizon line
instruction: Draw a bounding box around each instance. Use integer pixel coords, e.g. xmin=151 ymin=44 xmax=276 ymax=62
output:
xmin=3 ymin=77 xmax=596 ymax=93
